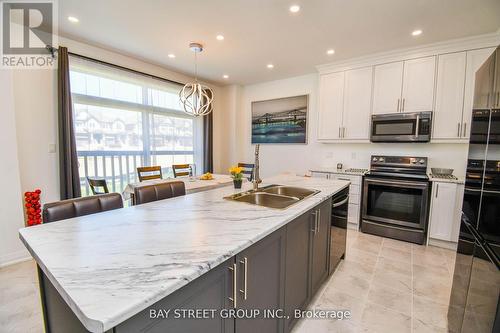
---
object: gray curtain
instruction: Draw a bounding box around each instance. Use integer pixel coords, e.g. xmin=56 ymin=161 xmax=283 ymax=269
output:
xmin=203 ymin=89 xmax=214 ymax=173
xmin=58 ymin=47 xmax=81 ymax=199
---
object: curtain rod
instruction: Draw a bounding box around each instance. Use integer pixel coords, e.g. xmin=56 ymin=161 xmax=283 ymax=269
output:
xmin=46 ymin=45 xmax=185 ymax=87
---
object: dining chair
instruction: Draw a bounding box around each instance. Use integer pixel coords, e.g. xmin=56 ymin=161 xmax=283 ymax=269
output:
xmin=42 ymin=193 xmax=124 ymax=223
xmin=133 ymin=181 xmax=186 ymax=205
xmin=87 ymin=177 xmax=109 ymax=195
xmin=172 ymin=164 xmax=192 ymax=178
xmin=238 ymin=163 xmax=255 ymax=181
xmin=137 ymin=166 xmax=162 ymax=182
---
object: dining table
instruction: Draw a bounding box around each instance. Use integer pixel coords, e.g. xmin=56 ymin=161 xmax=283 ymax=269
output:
xmin=122 ymin=173 xmax=237 ymax=203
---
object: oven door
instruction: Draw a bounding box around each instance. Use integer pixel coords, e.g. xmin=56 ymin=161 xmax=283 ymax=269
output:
xmin=362 ymin=177 xmax=429 ymax=229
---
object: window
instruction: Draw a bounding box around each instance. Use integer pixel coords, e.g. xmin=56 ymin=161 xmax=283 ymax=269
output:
xmin=69 ymin=56 xmax=203 ymax=195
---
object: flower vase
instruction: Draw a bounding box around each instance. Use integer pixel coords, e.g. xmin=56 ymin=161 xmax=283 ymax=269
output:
xmin=233 ymin=179 xmax=242 ymax=189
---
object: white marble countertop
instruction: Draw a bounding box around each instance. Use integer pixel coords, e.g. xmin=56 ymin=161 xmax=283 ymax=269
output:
xmin=310 ymin=167 xmax=368 ymax=176
xmin=19 ymin=175 xmax=349 ymax=333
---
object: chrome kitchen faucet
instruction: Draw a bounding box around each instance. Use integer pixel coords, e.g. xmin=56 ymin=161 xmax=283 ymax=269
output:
xmin=252 ymin=144 xmax=262 ymax=190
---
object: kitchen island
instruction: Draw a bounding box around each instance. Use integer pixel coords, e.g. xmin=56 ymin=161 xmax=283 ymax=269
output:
xmin=19 ymin=175 xmax=350 ymax=333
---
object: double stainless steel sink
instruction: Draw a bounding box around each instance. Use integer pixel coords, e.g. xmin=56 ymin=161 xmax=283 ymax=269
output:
xmin=224 ymin=185 xmax=320 ymax=209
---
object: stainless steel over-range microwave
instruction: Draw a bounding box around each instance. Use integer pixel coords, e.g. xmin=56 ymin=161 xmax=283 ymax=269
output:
xmin=370 ymin=111 xmax=432 ymax=143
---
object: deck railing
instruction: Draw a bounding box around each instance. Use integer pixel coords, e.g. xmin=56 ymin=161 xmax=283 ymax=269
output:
xmin=77 ymin=150 xmax=194 ymax=196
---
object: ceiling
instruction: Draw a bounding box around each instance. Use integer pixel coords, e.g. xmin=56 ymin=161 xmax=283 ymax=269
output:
xmin=58 ymin=0 xmax=500 ymax=86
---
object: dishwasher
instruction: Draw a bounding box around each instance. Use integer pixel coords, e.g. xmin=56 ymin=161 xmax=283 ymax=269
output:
xmin=329 ymin=186 xmax=349 ymax=274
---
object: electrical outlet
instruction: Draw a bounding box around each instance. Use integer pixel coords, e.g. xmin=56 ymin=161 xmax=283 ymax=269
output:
xmin=351 ymin=152 xmax=357 ymax=160
xmin=326 ymin=152 xmax=333 ymax=159
xmin=48 ymin=143 xmax=56 ymax=153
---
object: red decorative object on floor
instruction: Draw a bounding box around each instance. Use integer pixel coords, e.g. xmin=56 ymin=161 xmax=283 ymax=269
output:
xmin=24 ymin=189 xmax=42 ymax=226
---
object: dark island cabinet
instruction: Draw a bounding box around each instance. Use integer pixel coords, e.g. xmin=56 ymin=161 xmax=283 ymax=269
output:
xmin=310 ymin=199 xmax=332 ymax=296
xmin=283 ymin=210 xmax=314 ymax=332
xmin=284 ymin=198 xmax=332 ymax=332
xmin=38 ymin=198 xmax=334 ymax=333
xmin=115 ymin=257 xmax=235 ymax=333
xmin=234 ymin=228 xmax=286 ymax=333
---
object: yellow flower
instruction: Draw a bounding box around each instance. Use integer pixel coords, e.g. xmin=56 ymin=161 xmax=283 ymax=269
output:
xmin=228 ymin=166 xmax=243 ymax=175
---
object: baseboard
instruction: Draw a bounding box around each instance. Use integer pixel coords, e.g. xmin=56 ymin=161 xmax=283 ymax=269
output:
xmin=428 ymin=238 xmax=458 ymax=251
xmin=0 ymin=249 xmax=32 ymax=268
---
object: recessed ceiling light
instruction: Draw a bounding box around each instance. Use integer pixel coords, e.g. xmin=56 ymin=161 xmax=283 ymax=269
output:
xmin=167 ymin=53 xmax=176 ymax=59
xmin=68 ymin=16 xmax=79 ymax=23
xmin=267 ymin=64 xmax=274 ymax=69
xmin=289 ymin=5 xmax=300 ymax=13
xmin=412 ymin=29 xmax=423 ymax=36
xmin=216 ymin=35 xmax=224 ymax=41
xmin=327 ymin=49 xmax=335 ymax=55
xmin=223 ymin=74 xmax=229 ymax=79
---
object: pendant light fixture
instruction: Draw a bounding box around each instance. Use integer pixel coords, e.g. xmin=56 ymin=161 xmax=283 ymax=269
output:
xmin=179 ymin=42 xmax=214 ymax=117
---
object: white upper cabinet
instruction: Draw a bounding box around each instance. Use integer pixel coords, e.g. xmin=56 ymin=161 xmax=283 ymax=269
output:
xmin=433 ymin=52 xmax=467 ymax=140
xmin=318 ymin=72 xmax=344 ymax=140
xmin=401 ymin=56 xmax=436 ymax=112
xmin=372 ymin=57 xmax=436 ymax=115
xmin=342 ymin=67 xmax=373 ymax=140
xmin=463 ymin=47 xmax=496 ymax=137
xmin=372 ymin=61 xmax=404 ymax=114
xmin=317 ymin=41 xmax=497 ymax=144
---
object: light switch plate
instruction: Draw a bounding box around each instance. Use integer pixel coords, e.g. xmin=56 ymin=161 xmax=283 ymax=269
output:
xmin=48 ymin=143 xmax=56 ymax=153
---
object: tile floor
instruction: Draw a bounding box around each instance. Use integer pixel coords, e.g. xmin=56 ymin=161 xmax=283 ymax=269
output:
xmin=0 ymin=229 xmax=456 ymax=333
xmin=292 ymin=229 xmax=456 ymax=333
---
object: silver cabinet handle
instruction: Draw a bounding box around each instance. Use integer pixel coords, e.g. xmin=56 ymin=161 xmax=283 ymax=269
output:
xmin=317 ymin=209 xmax=321 ymax=233
xmin=402 ymin=98 xmax=405 ymax=112
xmin=239 ymin=257 xmax=248 ymax=300
xmin=435 ymin=183 xmax=439 ymax=198
xmin=338 ymin=127 xmax=341 ymax=138
xmin=457 ymin=123 xmax=461 ymax=137
xmin=343 ymin=127 xmax=346 ymax=138
xmin=228 ymin=263 xmax=237 ymax=308
xmin=397 ymin=99 xmax=400 ymax=113
xmin=463 ymin=123 xmax=467 ymax=137
xmin=311 ymin=210 xmax=317 ymax=233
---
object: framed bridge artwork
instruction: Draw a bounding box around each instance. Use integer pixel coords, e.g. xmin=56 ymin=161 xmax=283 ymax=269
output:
xmin=251 ymin=94 xmax=308 ymax=144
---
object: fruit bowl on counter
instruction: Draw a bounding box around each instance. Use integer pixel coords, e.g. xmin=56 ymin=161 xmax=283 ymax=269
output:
xmin=199 ymin=172 xmax=214 ymax=180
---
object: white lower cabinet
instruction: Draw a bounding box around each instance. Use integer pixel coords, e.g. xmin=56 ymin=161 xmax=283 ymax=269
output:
xmin=311 ymin=172 xmax=362 ymax=229
xmin=428 ymin=182 xmax=464 ymax=244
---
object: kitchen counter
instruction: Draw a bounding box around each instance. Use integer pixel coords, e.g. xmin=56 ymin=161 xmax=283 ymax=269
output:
xmin=310 ymin=167 xmax=368 ymax=176
xmin=427 ymin=174 xmax=465 ymax=184
xmin=19 ymin=175 xmax=349 ymax=333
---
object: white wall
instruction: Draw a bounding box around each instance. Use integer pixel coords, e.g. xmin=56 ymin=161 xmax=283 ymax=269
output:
xmin=0 ymin=69 xmax=29 ymax=266
xmin=235 ymin=74 xmax=469 ymax=178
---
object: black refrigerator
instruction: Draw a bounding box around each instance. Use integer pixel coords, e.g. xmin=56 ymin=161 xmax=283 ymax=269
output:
xmin=448 ymin=47 xmax=500 ymax=333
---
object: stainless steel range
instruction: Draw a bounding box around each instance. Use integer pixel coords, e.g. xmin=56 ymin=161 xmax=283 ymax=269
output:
xmin=361 ymin=155 xmax=431 ymax=244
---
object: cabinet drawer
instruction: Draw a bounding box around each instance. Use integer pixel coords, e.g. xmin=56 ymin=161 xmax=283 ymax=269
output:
xmin=349 ymin=184 xmax=360 ymax=195
xmin=348 ymin=194 xmax=360 ymax=205
xmin=348 ymin=204 xmax=360 ymax=224
xmin=332 ymin=175 xmax=361 ymax=185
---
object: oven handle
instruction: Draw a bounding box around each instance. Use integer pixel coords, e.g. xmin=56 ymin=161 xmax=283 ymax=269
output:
xmin=332 ymin=196 xmax=349 ymax=208
xmin=415 ymin=114 xmax=420 ymax=137
xmin=364 ymin=177 xmax=429 ymax=188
